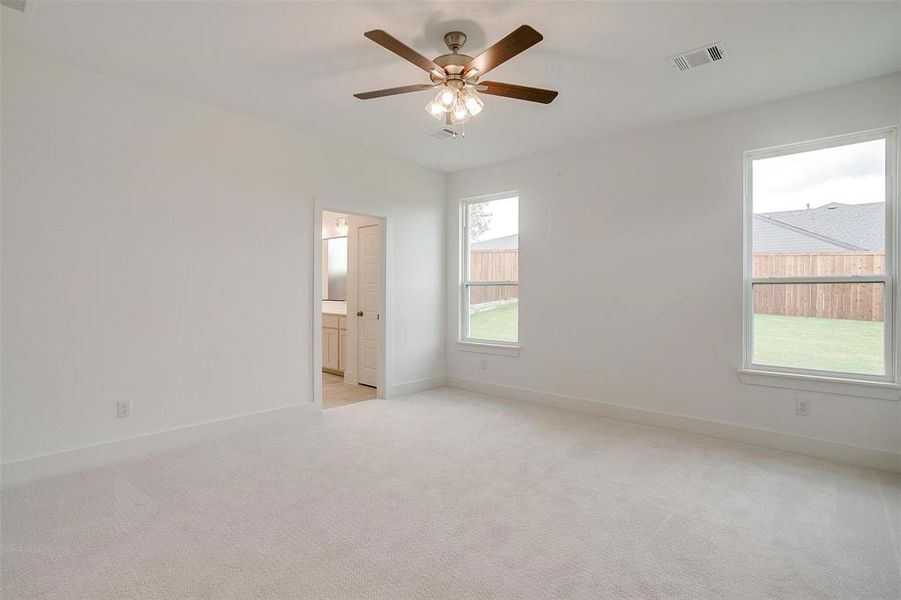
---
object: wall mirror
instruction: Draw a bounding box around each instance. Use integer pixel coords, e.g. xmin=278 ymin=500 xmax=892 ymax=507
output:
xmin=322 ymin=236 xmax=347 ymax=301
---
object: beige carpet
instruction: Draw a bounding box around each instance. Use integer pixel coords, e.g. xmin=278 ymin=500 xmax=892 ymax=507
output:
xmin=2 ymin=388 xmax=900 ymax=599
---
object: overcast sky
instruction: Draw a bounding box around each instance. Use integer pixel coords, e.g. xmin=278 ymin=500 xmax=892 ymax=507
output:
xmin=752 ymin=138 xmax=885 ymax=214
xmin=754 ymin=140 xmax=885 ymax=213
xmin=473 ymin=196 xmax=518 ymax=242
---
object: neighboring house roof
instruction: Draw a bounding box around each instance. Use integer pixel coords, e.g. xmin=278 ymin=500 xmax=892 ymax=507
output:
xmin=469 ymin=205 xmax=882 ymax=252
xmin=753 ymin=216 xmax=852 ymax=252
xmin=754 ymin=202 xmax=883 ymax=252
xmin=471 ymin=234 xmax=519 ymax=250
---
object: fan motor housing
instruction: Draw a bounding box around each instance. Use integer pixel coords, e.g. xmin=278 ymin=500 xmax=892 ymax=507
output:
xmin=432 ymin=53 xmax=473 ymax=83
xmin=430 ymin=31 xmax=474 ymax=83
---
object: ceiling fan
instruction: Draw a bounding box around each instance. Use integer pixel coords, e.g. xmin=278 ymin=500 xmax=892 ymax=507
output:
xmin=354 ymin=25 xmax=558 ymax=126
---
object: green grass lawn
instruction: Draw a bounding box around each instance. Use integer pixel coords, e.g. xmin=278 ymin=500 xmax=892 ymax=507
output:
xmin=754 ymin=313 xmax=883 ymax=375
xmin=469 ymin=301 xmax=518 ymax=343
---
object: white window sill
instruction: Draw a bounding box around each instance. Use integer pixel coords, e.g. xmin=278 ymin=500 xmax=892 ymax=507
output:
xmin=738 ymin=369 xmax=901 ymax=401
xmin=455 ymin=341 xmax=521 ymax=357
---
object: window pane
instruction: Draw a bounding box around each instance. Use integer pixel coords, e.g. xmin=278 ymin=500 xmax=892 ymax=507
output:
xmin=752 ymin=282 xmax=884 ymax=375
xmin=467 ymin=285 xmax=518 ymax=343
xmin=751 ymin=139 xmax=885 ymax=278
xmin=468 ymin=197 xmax=518 ymax=282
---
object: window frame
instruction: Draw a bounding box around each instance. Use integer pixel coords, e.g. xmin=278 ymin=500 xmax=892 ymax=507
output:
xmin=459 ymin=192 xmax=520 ymax=348
xmin=742 ymin=127 xmax=898 ymax=384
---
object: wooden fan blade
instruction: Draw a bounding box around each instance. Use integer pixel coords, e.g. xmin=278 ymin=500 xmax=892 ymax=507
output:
xmin=478 ymin=81 xmax=558 ymax=104
xmin=354 ymin=83 xmax=437 ymax=100
xmin=364 ymin=30 xmax=444 ymax=76
xmin=464 ymin=25 xmax=543 ymax=78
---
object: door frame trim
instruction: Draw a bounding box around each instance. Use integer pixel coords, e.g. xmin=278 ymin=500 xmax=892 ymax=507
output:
xmin=312 ymin=198 xmax=391 ymax=409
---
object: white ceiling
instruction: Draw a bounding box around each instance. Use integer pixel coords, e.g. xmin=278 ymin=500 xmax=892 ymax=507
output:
xmin=3 ymin=1 xmax=900 ymax=172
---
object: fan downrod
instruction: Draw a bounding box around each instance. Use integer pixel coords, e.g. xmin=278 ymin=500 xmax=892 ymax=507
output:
xmin=443 ymin=31 xmax=467 ymax=53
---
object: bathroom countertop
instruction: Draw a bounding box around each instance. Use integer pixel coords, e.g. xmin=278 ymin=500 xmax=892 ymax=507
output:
xmin=322 ymin=301 xmax=347 ymax=315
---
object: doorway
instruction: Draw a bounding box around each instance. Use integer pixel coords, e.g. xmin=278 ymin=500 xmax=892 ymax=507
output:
xmin=314 ymin=206 xmax=387 ymax=409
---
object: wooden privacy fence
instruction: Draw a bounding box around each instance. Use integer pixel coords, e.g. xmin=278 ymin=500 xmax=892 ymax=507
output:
xmin=469 ymin=250 xmax=885 ymax=319
xmin=753 ymin=252 xmax=885 ymax=322
xmin=470 ymin=249 xmax=518 ymax=304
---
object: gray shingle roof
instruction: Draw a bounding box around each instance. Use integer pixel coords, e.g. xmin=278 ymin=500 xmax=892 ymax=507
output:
xmin=753 ymin=216 xmax=852 ymax=252
xmin=755 ymin=202 xmax=883 ymax=252
xmin=471 ymin=234 xmax=519 ymax=250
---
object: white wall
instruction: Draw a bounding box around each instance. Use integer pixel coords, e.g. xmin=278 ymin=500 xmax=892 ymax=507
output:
xmin=3 ymin=42 xmax=896 ymax=474
xmin=1 ymin=47 xmax=446 ymax=465
xmin=448 ymin=73 xmax=901 ymax=455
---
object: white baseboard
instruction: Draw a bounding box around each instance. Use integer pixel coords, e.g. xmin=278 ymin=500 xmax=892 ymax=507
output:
xmin=388 ymin=375 xmax=446 ymax=398
xmin=2 ymin=403 xmax=316 ymax=486
xmin=446 ymin=377 xmax=901 ymax=473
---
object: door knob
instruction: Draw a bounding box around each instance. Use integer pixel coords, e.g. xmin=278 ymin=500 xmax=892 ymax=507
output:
xmin=356 ymin=310 xmax=364 ymax=317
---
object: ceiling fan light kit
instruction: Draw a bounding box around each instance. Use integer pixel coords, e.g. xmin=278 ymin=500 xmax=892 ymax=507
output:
xmin=426 ymin=86 xmax=483 ymax=125
xmin=354 ymin=25 xmax=558 ymax=130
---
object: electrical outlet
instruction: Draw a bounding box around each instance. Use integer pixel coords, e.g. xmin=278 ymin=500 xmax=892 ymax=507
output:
xmin=480 ymin=359 xmax=488 ymax=370
xmin=795 ymin=398 xmax=811 ymax=416
xmin=117 ymin=399 xmax=132 ymax=419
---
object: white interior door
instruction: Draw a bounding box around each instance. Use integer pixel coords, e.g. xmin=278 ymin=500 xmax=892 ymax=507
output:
xmin=356 ymin=222 xmax=381 ymax=387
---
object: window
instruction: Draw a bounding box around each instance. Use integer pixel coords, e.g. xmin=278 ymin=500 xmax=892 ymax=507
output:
xmin=743 ymin=129 xmax=896 ymax=382
xmin=461 ymin=194 xmax=519 ymax=345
